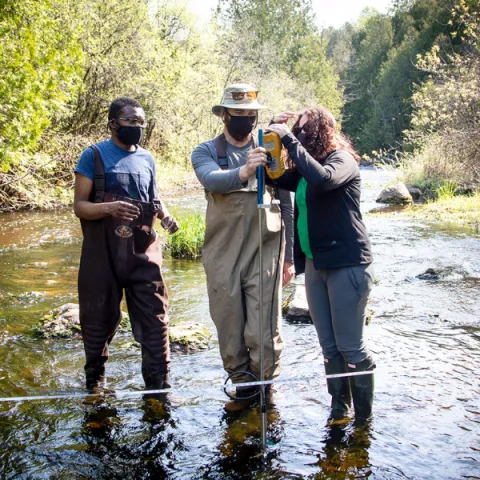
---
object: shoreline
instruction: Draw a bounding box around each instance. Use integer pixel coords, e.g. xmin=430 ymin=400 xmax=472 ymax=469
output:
xmin=2 ymin=166 xmax=479 ymax=237
xmin=368 ymin=192 xmax=480 ymax=234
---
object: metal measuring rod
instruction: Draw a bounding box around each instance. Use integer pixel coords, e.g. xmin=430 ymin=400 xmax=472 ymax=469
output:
xmin=256 ymin=128 xmax=269 ymax=450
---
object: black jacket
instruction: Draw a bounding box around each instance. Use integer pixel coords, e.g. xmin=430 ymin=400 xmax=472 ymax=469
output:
xmin=271 ymin=133 xmax=373 ymax=274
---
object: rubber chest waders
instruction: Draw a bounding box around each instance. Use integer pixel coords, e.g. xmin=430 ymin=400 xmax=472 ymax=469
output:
xmin=78 ymin=145 xmax=170 ymax=386
xmin=203 ymin=135 xmax=285 ymax=429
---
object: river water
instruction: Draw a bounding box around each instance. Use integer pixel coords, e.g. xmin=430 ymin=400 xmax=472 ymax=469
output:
xmin=0 ymin=168 xmax=479 ymax=479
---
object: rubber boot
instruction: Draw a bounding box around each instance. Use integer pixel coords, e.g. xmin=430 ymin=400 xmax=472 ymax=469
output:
xmin=324 ymin=356 xmax=352 ymax=421
xmin=347 ymin=357 xmax=375 ymax=423
xmin=224 ymin=386 xmax=258 ymax=413
xmin=143 ymin=371 xmax=171 ymax=390
xmin=85 ymin=366 xmax=105 ymax=391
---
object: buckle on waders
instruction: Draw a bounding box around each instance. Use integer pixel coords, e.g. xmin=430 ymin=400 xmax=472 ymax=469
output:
xmin=151 ymin=199 xmax=162 ymax=214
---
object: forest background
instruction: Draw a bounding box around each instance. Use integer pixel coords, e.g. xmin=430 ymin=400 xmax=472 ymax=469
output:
xmin=0 ymin=0 xmax=478 ymax=211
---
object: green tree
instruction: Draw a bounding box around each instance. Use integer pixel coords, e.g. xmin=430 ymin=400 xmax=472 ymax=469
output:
xmin=216 ymin=0 xmax=343 ymax=115
xmin=341 ymin=10 xmax=394 ymax=148
xmin=293 ymin=35 xmax=343 ymax=115
xmin=0 ymin=0 xmax=83 ymax=172
xmin=217 ymin=0 xmax=316 ymax=72
xmin=363 ymin=0 xmax=453 ymax=149
xmin=404 ymin=0 xmax=480 ymax=189
xmin=325 ymin=23 xmax=356 ymax=78
xmin=338 ymin=0 xmax=454 ymax=153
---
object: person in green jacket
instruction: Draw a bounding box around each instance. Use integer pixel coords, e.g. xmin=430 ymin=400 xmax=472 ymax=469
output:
xmin=267 ymin=106 xmax=376 ymax=424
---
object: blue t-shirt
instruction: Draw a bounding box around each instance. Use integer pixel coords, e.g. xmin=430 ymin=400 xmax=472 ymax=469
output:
xmin=74 ymin=139 xmax=157 ymax=202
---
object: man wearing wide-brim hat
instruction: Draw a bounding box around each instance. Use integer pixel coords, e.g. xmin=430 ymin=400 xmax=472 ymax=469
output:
xmin=211 ymin=83 xmax=267 ymax=117
xmin=191 ymin=83 xmax=295 ymax=412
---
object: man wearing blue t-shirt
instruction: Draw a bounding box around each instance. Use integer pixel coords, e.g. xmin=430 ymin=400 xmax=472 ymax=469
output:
xmin=74 ymin=96 xmax=178 ymax=392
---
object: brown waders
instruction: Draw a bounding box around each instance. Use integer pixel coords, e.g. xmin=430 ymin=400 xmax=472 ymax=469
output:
xmin=202 ymin=188 xmax=285 ymax=387
xmin=79 ymin=149 xmax=170 ymax=390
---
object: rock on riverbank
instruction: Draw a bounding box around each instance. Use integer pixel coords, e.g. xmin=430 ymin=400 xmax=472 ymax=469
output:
xmin=376 ymin=182 xmax=413 ymax=205
xmin=282 ymin=285 xmax=312 ymax=324
xmin=31 ymin=303 xmax=212 ymax=353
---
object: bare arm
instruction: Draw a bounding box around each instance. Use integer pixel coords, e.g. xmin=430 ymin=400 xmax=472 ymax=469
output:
xmin=73 ymin=173 xmax=139 ymax=222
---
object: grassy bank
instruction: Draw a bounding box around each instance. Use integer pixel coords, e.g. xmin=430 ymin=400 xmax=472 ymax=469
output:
xmin=407 ymin=192 xmax=480 ymax=228
xmin=370 ymin=192 xmax=480 ymax=232
xmin=164 ymin=211 xmax=205 ymax=259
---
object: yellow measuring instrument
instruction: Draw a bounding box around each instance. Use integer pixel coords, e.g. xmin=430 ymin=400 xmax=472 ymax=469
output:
xmin=263 ymin=132 xmax=286 ymax=180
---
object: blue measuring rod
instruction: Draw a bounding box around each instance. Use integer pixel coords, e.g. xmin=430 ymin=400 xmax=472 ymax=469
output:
xmin=257 ymin=129 xmax=265 ymax=206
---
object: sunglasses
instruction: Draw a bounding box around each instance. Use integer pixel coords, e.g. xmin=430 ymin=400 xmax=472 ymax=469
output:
xmin=231 ymin=91 xmax=257 ymax=101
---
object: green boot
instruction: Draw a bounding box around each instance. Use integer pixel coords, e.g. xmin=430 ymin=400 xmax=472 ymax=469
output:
xmin=324 ymin=356 xmax=352 ymax=421
xmin=347 ymin=357 xmax=375 ymax=423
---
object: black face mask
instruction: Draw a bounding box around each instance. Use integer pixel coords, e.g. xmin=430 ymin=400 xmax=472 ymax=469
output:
xmin=116 ymin=125 xmax=144 ymax=146
xmin=292 ymin=125 xmax=304 ymax=137
xmin=226 ymin=112 xmax=257 ymax=140
xmin=294 ymin=130 xmax=306 ymax=145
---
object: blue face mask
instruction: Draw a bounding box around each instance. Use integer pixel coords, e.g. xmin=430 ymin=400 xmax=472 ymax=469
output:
xmin=116 ymin=125 xmax=144 ymax=146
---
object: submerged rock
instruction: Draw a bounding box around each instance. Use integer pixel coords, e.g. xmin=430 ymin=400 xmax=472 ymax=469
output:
xmin=417 ymin=268 xmax=441 ymax=280
xmin=366 ymin=305 xmax=375 ymax=326
xmin=31 ymin=303 xmax=82 ymax=338
xmin=376 ymin=182 xmax=413 ymax=205
xmin=416 ymin=267 xmax=467 ymax=281
xmin=169 ymin=324 xmax=212 ymax=353
xmin=31 ymin=303 xmax=212 ymax=352
xmin=8 ymin=291 xmax=45 ymax=304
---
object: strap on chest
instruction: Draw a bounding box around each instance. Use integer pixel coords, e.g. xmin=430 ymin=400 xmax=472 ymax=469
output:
xmin=211 ymin=132 xmax=259 ymax=170
xmin=212 ymin=133 xmax=228 ymax=170
xmin=90 ymin=145 xmax=105 ymax=203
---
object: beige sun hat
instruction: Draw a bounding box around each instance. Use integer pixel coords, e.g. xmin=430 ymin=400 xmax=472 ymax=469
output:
xmin=212 ymin=83 xmax=267 ymax=117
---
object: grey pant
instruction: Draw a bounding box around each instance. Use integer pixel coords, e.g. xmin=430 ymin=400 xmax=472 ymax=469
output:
xmin=305 ymin=258 xmax=375 ymax=364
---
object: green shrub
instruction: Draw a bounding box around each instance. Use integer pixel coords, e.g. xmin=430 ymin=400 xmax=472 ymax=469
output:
xmin=435 ymin=182 xmax=457 ymax=201
xmin=165 ymin=211 xmax=205 ymax=259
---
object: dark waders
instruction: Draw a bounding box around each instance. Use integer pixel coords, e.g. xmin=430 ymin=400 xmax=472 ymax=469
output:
xmin=79 ymin=147 xmax=170 ymax=389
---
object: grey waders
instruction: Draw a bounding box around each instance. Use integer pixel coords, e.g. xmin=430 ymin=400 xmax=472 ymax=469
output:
xmin=202 ymin=190 xmax=284 ymax=387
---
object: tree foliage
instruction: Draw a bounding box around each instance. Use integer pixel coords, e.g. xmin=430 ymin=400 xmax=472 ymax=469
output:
xmin=217 ymin=0 xmax=343 ymax=116
xmin=0 ymin=0 xmax=83 ymax=171
xmin=1 ymin=0 xmax=479 ymax=209
xmin=340 ymin=10 xmax=394 ymax=147
xmin=403 ymin=0 xmax=480 ymax=189
xmin=328 ymin=0 xmax=454 ymax=153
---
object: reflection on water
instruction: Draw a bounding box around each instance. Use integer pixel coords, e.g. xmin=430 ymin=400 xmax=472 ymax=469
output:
xmin=313 ymin=423 xmax=372 ymax=480
xmin=0 ymin=168 xmax=479 ymax=479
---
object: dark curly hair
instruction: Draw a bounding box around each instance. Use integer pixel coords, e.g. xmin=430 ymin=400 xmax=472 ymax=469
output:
xmin=291 ymin=106 xmax=360 ymax=164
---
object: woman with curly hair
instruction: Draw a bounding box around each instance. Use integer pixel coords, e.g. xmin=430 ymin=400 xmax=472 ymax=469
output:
xmin=266 ymin=107 xmax=376 ymax=424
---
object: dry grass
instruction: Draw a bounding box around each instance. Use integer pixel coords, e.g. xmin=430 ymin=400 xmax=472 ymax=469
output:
xmin=371 ymin=192 xmax=480 ymax=232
